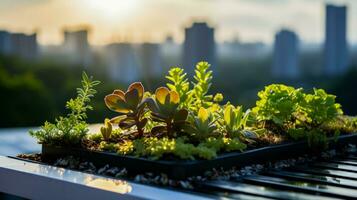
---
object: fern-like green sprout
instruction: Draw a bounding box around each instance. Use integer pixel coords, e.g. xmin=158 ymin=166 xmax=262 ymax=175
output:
xmin=66 ymin=72 xmax=101 ymax=121
xmin=30 ymin=72 xmax=100 ymax=146
xmin=166 ymin=67 xmax=192 ymax=108
xmin=192 ymin=61 xmax=214 ymax=111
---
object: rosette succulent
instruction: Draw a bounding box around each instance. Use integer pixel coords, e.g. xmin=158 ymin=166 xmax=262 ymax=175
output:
xmin=104 ymin=82 xmax=148 ymax=137
xmin=223 ymin=105 xmax=250 ymax=138
xmin=185 ymin=107 xmax=217 ymax=141
xmin=147 ymin=87 xmax=188 ymax=137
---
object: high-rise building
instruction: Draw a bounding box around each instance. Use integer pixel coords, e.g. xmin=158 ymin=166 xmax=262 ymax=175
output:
xmin=324 ymin=4 xmax=348 ymax=75
xmin=105 ymin=43 xmax=140 ymax=83
xmin=272 ymin=29 xmax=299 ymax=78
xmin=183 ymin=22 xmax=215 ymax=73
xmin=63 ymin=29 xmax=91 ymax=66
xmin=0 ymin=30 xmax=38 ymax=60
xmin=0 ymin=31 xmax=11 ymax=55
xmin=139 ymin=43 xmax=162 ymax=79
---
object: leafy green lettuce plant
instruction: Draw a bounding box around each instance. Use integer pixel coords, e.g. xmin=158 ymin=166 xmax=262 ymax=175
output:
xmin=253 ymin=84 xmax=344 ymax=148
xmin=298 ymin=88 xmax=343 ymax=126
xmin=253 ymin=84 xmax=304 ymax=127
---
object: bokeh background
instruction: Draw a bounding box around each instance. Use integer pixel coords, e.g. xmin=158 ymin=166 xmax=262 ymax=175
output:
xmin=1 ymin=0 xmax=356 ymax=130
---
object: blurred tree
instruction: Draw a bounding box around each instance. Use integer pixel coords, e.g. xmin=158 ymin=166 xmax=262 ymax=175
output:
xmin=0 ymin=67 xmax=55 ymax=127
xmin=331 ymin=68 xmax=357 ymax=115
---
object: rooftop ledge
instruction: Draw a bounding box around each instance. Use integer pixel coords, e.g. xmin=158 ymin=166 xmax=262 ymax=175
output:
xmin=0 ymin=156 xmax=211 ymax=200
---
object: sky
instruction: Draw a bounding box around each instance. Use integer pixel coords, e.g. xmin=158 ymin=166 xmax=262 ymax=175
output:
xmin=0 ymin=0 xmax=354 ymax=45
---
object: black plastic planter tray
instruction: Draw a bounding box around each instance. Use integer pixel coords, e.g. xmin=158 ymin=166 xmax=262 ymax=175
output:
xmin=42 ymin=134 xmax=357 ymax=179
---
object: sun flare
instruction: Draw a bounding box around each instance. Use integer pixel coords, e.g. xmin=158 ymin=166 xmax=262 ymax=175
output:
xmin=83 ymin=0 xmax=138 ymax=20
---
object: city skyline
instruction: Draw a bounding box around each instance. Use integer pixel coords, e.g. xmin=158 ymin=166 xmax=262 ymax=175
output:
xmin=325 ymin=4 xmax=349 ymax=75
xmin=0 ymin=0 xmax=356 ymax=45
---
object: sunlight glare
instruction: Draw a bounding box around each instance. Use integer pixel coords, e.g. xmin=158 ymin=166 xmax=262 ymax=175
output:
xmin=84 ymin=0 xmax=137 ymax=20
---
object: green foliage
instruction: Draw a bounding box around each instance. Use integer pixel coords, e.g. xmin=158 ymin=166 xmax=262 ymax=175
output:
xmin=185 ymin=107 xmax=217 ymax=141
xmin=127 ymin=137 xmax=217 ymax=160
xmin=0 ymin=67 xmax=54 ymax=127
xmin=213 ymin=93 xmax=224 ymax=103
xmin=116 ymin=140 xmax=134 ymax=155
xmin=147 ymin=87 xmax=188 ymax=137
xmin=29 ymin=61 xmax=353 ymax=160
xmin=87 ymin=132 xmax=103 ymax=143
xmin=222 ymin=105 xmax=250 ymax=138
xmin=299 ymin=89 xmax=343 ymax=126
xmin=254 ymin=84 xmax=342 ymax=128
xmin=30 ymin=72 xmax=100 ymax=146
xmin=166 ymin=67 xmax=192 ymax=108
xmin=66 ymin=72 xmax=100 ymax=121
xmin=165 ymin=62 xmax=217 ymax=113
xmin=253 ymin=84 xmax=344 ymax=147
xmin=104 ymin=82 xmax=148 ymax=137
xmin=201 ymin=137 xmax=246 ymax=152
xmin=191 ymin=61 xmax=214 ymax=110
xmin=253 ymin=84 xmax=304 ymax=126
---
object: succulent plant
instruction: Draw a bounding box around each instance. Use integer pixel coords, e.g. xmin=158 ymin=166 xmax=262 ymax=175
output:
xmin=223 ymin=105 xmax=251 ymax=138
xmin=191 ymin=62 xmax=214 ymax=111
xmin=166 ymin=67 xmax=192 ymax=108
xmin=147 ymin=87 xmax=188 ymax=137
xmin=100 ymin=118 xmax=112 ymax=141
xmin=185 ymin=107 xmax=217 ymax=141
xmin=104 ymin=82 xmax=148 ymax=137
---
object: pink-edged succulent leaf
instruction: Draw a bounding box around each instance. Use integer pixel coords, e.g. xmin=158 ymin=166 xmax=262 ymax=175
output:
xmin=169 ymin=91 xmax=180 ymax=105
xmin=127 ymin=82 xmax=144 ymax=101
xmin=112 ymin=90 xmax=125 ymax=99
xmin=104 ymin=94 xmax=130 ymax=114
xmin=155 ymin=87 xmax=170 ymax=105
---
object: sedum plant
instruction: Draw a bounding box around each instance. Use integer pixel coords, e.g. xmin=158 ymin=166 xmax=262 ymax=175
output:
xmin=165 ymin=62 xmax=219 ymax=113
xmin=191 ymin=61 xmax=214 ymax=111
xmin=30 ymin=72 xmax=100 ymax=146
xmin=104 ymin=82 xmax=148 ymax=137
xmin=166 ymin=67 xmax=192 ymax=108
xmin=147 ymin=87 xmax=188 ymax=137
xmin=201 ymin=137 xmax=247 ymax=153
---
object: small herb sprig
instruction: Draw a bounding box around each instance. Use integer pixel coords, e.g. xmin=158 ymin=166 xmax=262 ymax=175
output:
xmin=30 ymin=72 xmax=100 ymax=146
